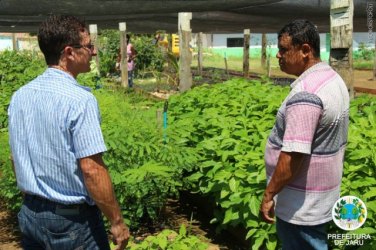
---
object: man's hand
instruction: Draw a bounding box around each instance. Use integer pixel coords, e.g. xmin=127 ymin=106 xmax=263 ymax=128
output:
xmin=260 ymin=198 xmax=275 ymax=224
xmin=111 ymin=222 xmax=130 ymax=250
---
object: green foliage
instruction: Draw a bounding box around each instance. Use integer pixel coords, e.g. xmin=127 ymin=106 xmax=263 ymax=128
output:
xmin=95 ymin=89 xmax=197 ymax=228
xmin=0 ymin=131 xmax=22 ymax=211
xmin=110 ymin=162 xmax=182 ymax=228
xmin=124 ymin=224 xmax=209 ymax=250
xmin=77 ymin=61 xmax=102 ymax=89
xmin=97 ymin=31 xmax=165 ymax=77
xmin=0 ymin=50 xmax=46 ymax=129
xmin=328 ymin=94 xmax=376 ymax=248
xmin=353 ymin=43 xmax=375 ymax=61
xmin=132 ymin=35 xmax=165 ymax=74
xmin=167 ymin=78 xmax=289 ymax=249
xmin=98 ymin=29 xmax=120 ymax=76
xmin=167 ymin=80 xmax=376 ymax=249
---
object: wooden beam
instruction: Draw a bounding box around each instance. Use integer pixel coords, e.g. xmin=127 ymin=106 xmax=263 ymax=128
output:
xmin=243 ymin=29 xmax=250 ymax=77
xmin=330 ymin=0 xmax=354 ymax=98
xmin=178 ymin=12 xmax=192 ymax=92
xmin=119 ymin=22 xmax=128 ymax=88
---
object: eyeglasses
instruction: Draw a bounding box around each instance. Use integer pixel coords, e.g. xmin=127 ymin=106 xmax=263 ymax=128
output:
xmin=70 ymin=44 xmax=95 ymax=52
xmin=60 ymin=43 xmax=95 ymax=54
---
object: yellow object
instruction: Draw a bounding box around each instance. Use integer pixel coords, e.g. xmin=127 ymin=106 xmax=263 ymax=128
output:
xmin=157 ymin=33 xmax=180 ymax=57
xmin=171 ymin=34 xmax=180 ymax=57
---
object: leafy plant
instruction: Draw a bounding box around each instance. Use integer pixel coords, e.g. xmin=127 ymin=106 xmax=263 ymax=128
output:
xmin=95 ymin=89 xmax=197 ymax=228
xmin=98 ymin=29 xmax=120 ymax=76
xmin=110 ymin=162 xmax=181 ymax=228
xmin=167 ymin=78 xmax=288 ymax=249
xmin=124 ymin=224 xmax=209 ymax=250
xmin=0 ymin=131 xmax=22 ymax=211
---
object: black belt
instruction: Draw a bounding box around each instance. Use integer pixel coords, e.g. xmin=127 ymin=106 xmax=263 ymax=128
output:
xmin=24 ymin=194 xmax=94 ymax=215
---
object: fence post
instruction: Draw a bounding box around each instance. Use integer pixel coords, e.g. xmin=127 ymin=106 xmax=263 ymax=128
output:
xmin=243 ymin=29 xmax=250 ymax=77
xmin=89 ymin=24 xmax=100 ymax=74
xmin=119 ymin=22 xmax=128 ymax=88
xmin=178 ymin=12 xmax=193 ymax=92
xmin=330 ymin=0 xmax=354 ymax=97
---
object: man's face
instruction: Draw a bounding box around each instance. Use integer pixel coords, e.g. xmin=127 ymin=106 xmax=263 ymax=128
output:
xmin=74 ymin=31 xmax=96 ymax=74
xmin=276 ymin=34 xmax=305 ymax=76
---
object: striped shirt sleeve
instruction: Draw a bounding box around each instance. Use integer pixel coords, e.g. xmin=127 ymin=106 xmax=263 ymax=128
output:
xmin=70 ymin=95 xmax=107 ymax=158
xmin=282 ymin=91 xmax=323 ymax=154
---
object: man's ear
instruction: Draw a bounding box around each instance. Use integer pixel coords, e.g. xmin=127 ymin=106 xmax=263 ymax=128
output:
xmin=62 ymin=46 xmax=75 ymax=61
xmin=301 ymin=43 xmax=312 ymax=58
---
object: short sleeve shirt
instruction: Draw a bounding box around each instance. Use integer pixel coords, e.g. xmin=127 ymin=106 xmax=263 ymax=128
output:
xmin=8 ymin=68 xmax=107 ymax=205
xmin=265 ymin=62 xmax=349 ymax=225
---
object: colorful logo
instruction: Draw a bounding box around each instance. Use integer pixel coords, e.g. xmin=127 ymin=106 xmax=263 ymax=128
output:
xmin=332 ymin=196 xmax=367 ymax=231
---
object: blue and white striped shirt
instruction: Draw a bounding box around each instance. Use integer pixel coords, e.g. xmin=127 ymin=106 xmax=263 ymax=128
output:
xmin=8 ymin=68 xmax=107 ymax=205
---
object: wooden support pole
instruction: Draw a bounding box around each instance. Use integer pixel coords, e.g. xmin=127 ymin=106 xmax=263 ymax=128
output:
xmin=119 ymin=22 xmax=128 ymax=88
xmin=178 ymin=12 xmax=192 ymax=92
xmin=261 ymin=33 xmax=267 ymax=69
xmin=243 ymin=29 xmax=250 ymax=77
xmin=330 ymin=0 xmax=354 ymax=98
xmin=197 ymin=32 xmax=203 ymax=75
xmin=89 ymin=24 xmax=100 ymax=74
xmin=12 ymin=33 xmax=18 ymax=51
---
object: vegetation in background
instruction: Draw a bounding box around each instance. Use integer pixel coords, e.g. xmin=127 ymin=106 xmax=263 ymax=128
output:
xmin=98 ymin=30 xmax=165 ymax=78
xmin=98 ymin=29 xmax=120 ymax=76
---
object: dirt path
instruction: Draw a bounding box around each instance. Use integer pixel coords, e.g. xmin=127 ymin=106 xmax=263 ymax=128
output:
xmin=0 ymin=202 xmax=21 ymax=250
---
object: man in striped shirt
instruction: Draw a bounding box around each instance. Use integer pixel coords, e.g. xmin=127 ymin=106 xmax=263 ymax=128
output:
xmin=260 ymin=20 xmax=349 ymax=250
xmin=8 ymin=15 xmax=129 ymax=250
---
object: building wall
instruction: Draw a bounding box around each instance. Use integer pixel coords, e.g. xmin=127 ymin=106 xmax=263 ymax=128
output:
xmin=0 ymin=33 xmax=38 ymax=51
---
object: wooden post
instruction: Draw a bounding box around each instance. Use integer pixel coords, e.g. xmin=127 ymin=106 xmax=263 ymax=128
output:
xmin=243 ymin=29 xmax=250 ymax=77
xmin=12 ymin=33 xmax=18 ymax=51
xmin=224 ymin=52 xmax=229 ymax=76
xmin=330 ymin=0 xmax=354 ymax=98
xmin=197 ymin=32 xmax=203 ymax=75
xmin=261 ymin=33 xmax=267 ymax=69
xmin=89 ymin=24 xmax=100 ymax=74
xmin=119 ymin=22 xmax=128 ymax=88
xmin=178 ymin=12 xmax=192 ymax=92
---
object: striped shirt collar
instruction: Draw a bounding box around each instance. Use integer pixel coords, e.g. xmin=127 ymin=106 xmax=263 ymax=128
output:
xmin=290 ymin=62 xmax=327 ymax=89
xmin=47 ymin=67 xmax=92 ymax=92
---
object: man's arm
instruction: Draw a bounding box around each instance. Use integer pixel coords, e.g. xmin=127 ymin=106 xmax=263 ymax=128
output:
xmin=260 ymin=151 xmax=305 ymax=223
xmin=80 ymin=153 xmax=129 ymax=250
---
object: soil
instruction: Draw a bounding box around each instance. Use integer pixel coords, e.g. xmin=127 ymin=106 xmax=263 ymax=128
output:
xmin=0 ymin=202 xmax=21 ymax=250
xmin=0 ymin=195 xmax=246 ymax=250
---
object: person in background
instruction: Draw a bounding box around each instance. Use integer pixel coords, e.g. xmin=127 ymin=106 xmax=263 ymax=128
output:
xmin=260 ymin=19 xmax=349 ymax=250
xmin=8 ymin=15 xmax=129 ymax=250
xmin=126 ymin=34 xmax=137 ymax=88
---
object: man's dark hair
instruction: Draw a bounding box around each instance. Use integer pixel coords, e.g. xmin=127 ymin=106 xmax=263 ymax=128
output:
xmin=278 ymin=20 xmax=320 ymax=58
xmin=38 ymin=15 xmax=86 ymax=65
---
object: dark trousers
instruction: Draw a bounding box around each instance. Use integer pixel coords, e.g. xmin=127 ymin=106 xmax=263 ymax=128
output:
xmin=18 ymin=194 xmax=110 ymax=250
